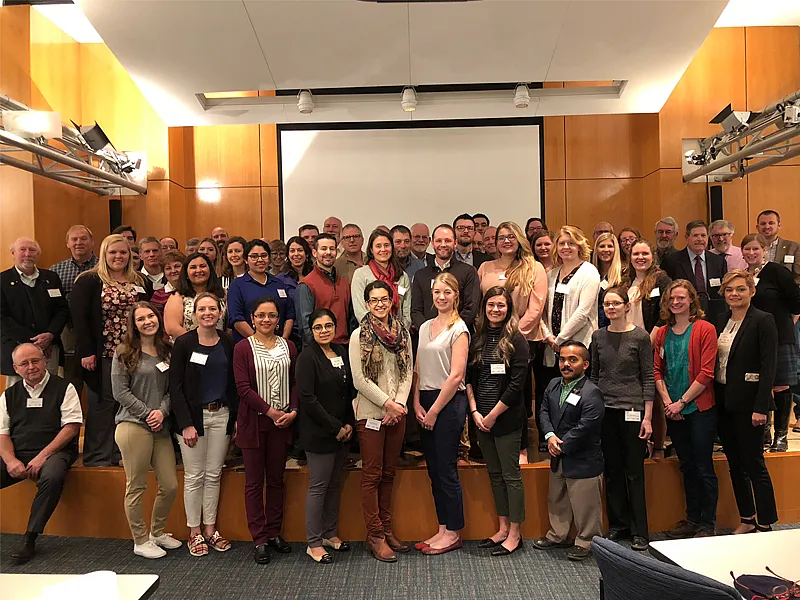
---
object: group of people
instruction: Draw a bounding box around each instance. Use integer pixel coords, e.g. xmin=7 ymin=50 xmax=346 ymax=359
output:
xmin=1 ymin=209 xmax=797 ymax=566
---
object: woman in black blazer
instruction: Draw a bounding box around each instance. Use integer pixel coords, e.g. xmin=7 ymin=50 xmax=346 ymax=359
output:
xmin=466 ymin=286 xmax=529 ymax=557
xmin=170 ymin=292 xmax=238 ymax=557
xmin=296 ymin=308 xmax=355 ymax=564
xmin=714 ymin=270 xmax=779 ymax=534
xmin=71 ymin=233 xmax=152 ymax=466
xmin=741 ymin=233 xmax=800 ymax=451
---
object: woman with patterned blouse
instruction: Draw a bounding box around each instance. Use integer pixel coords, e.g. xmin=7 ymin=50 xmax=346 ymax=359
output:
xmin=163 ymin=253 xmax=226 ymax=340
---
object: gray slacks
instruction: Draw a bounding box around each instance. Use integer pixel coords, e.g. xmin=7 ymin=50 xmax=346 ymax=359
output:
xmin=305 ymin=446 xmax=347 ymax=547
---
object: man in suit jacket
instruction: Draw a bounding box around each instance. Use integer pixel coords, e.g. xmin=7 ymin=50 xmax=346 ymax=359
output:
xmin=0 ymin=238 xmax=69 ymax=384
xmin=756 ymin=209 xmax=800 ymax=285
xmin=660 ymin=220 xmax=728 ymax=322
xmin=452 ymin=214 xmax=491 ymax=270
xmin=533 ymin=341 xmax=604 ymax=562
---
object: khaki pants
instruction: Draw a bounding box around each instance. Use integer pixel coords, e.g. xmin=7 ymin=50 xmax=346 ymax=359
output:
xmin=115 ymin=422 xmax=178 ymax=545
xmin=546 ymin=462 xmax=603 ymax=549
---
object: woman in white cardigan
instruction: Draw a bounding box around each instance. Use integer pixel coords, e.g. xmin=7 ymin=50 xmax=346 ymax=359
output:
xmin=540 ymin=225 xmax=601 ymax=368
xmin=351 ymin=230 xmax=412 ymax=330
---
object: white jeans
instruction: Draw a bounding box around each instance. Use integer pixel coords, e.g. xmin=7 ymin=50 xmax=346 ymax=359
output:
xmin=177 ymin=407 xmax=230 ymax=528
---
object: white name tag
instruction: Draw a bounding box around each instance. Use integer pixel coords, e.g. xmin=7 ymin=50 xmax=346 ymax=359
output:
xmin=398 ymin=286 xmax=407 ymax=296
xmin=599 ymin=280 xmax=609 ymax=290
xmin=190 ymin=352 xmax=208 ymax=365
xmin=625 ymin=409 xmax=641 ymax=422
xmin=27 ymin=398 xmax=43 ymax=409
xmin=490 ymin=363 xmax=506 ymax=375
xmin=565 ymin=393 xmax=580 ymax=406
xmin=556 ymin=283 xmax=570 ymax=295
xmin=754 ymin=277 xmax=760 ymax=286
xmin=709 ymin=278 xmax=721 ymax=288
xmin=133 ymin=285 xmax=146 ymax=294
xmin=365 ymin=418 xmax=381 ymax=431
xmin=660 ymin=346 xmax=665 ymax=359
xmin=649 ymin=288 xmax=661 ymax=298
xmin=277 ymin=288 xmax=287 ymax=298
xmin=156 ymin=361 xmax=169 ymax=372
xmin=47 ymin=288 xmax=62 ymax=298
xmin=430 ymin=279 xmax=435 ymax=289
xmin=330 ymin=356 xmax=344 ymax=368
xmin=745 ymin=373 xmax=760 ymax=382
xmin=498 ymin=273 xmax=507 ymax=281
xmin=785 ymin=255 xmax=795 ymax=264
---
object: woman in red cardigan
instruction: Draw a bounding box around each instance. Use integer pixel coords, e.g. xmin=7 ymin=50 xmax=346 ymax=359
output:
xmin=233 ymin=295 xmax=298 ymax=565
xmin=653 ymin=279 xmax=719 ymax=539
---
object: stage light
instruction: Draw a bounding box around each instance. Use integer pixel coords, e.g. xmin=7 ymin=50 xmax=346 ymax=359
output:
xmin=297 ymin=90 xmax=314 ymax=114
xmin=197 ymin=180 xmax=221 ymax=203
xmin=2 ymin=111 xmax=61 ymax=140
xmin=514 ymin=84 xmax=530 ymax=109
xmin=401 ymin=87 xmax=417 ymax=112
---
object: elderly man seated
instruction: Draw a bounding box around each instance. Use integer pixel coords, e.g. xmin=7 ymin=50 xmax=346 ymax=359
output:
xmin=0 ymin=343 xmax=82 ymax=564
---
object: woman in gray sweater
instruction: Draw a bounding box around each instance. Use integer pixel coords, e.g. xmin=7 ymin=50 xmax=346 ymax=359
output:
xmin=112 ymin=301 xmax=180 ymax=559
xmin=590 ymin=287 xmax=654 ymax=551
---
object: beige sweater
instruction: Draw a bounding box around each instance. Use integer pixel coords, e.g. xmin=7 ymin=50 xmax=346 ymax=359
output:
xmin=348 ymin=327 xmax=414 ymax=421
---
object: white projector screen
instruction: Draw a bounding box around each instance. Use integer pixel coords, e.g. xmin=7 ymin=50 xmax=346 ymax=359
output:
xmin=279 ymin=122 xmax=542 ymax=244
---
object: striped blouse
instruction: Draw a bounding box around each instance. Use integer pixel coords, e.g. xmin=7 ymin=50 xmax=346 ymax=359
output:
xmin=248 ymin=336 xmax=291 ymax=411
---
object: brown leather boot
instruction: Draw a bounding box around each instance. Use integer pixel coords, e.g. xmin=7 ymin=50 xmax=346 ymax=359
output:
xmin=367 ymin=536 xmax=397 ymax=563
xmin=385 ymin=531 xmax=410 ymax=553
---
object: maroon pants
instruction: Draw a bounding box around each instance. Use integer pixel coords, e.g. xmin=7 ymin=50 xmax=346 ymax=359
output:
xmin=242 ymin=415 xmax=292 ymax=545
xmin=357 ymin=415 xmax=406 ymax=538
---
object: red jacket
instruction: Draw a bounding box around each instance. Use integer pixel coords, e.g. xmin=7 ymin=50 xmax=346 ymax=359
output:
xmin=653 ymin=319 xmax=717 ymax=411
xmin=303 ymin=265 xmax=351 ymax=344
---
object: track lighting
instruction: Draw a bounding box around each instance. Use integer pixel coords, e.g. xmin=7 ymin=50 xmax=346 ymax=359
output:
xmin=401 ymin=87 xmax=417 ymax=112
xmin=297 ymin=90 xmax=314 ymax=114
xmin=514 ymin=84 xmax=530 ymax=109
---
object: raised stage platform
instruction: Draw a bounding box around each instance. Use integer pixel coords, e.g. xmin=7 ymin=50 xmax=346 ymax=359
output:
xmin=2 ymin=451 xmax=799 ymax=542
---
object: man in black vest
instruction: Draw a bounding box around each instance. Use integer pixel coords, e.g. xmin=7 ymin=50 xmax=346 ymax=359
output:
xmin=534 ymin=341 xmax=604 ymax=562
xmin=0 ymin=343 xmax=82 ymax=564
xmin=0 ymin=237 xmax=69 ymax=385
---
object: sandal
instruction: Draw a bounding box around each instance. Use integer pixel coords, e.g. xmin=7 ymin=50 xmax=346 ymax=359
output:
xmin=207 ymin=531 xmax=231 ymax=552
xmin=188 ymin=533 xmax=208 ymax=557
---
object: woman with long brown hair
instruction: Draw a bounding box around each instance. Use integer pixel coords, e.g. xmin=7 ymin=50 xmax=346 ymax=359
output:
xmin=164 ymin=253 xmax=226 ymax=340
xmin=112 ymin=302 xmax=179 ymax=558
xmin=220 ymin=236 xmax=248 ymax=291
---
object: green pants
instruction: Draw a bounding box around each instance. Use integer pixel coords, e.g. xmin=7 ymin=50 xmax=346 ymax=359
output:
xmin=477 ymin=428 xmax=525 ymax=523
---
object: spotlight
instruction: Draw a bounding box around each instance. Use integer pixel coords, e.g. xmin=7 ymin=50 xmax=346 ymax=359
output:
xmin=71 ymin=121 xmax=112 ymax=151
xmin=297 ymin=90 xmax=314 ymax=114
xmin=3 ymin=111 xmax=62 ymax=140
xmin=401 ymin=87 xmax=417 ymax=112
xmin=514 ymin=84 xmax=530 ymax=109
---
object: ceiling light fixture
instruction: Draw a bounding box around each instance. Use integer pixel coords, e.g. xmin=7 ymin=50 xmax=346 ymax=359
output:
xmin=3 ymin=111 xmax=62 ymax=140
xmin=514 ymin=84 xmax=530 ymax=109
xmin=401 ymin=87 xmax=417 ymax=112
xmin=297 ymin=90 xmax=314 ymax=114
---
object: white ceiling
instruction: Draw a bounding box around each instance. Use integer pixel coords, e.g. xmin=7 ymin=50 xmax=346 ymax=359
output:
xmin=72 ymin=0 xmax=733 ymax=126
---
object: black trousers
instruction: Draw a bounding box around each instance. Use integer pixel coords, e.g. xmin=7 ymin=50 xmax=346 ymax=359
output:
xmin=1 ymin=450 xmax=74 ymax=533
xmin=716 ymin=385 xmax=778 ymax=526
xmin=83 ymin=357 xmax=121 ymax=466
xmin=601 ymin=407 xmax=649 ymax=538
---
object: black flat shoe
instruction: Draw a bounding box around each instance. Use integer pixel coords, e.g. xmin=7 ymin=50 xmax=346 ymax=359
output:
xmin=478 ymin=537 xmax=505 ymax=549
xmin=267 ymin=536 xmax=292 ymax=554
xmin=322 ymin=539 xmax=351 ymax=552
xmin=254 ymin=544 xmax=271 ymax=564
xmin=306 ymin=547 xmax=332 ymax=564
xmin=492 ymin=539 xmax=524 ymax=556
xmin=604 ymin=529 xmax=630 ymax=542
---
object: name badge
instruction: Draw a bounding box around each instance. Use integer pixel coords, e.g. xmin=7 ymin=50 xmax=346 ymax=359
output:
xmin=47 ymin=288 xmax=62 ymax=298
xmin=660 ymin=346 xmax=665 ymax=359
xmin=498 ymin=273 xmax=507 ymax=281
xmin=565 ymin=393 xmax=580 ymax=406
xmin=599 ymin=280 xmax=609 ymax=290
xmin=156 ymin=361 xmax=169 ymax=372
xmin=556 ymin=283 xmax=570 ymax=295
xmin=785 ymin=255 xmax=795 ymax=264
xmin=625 ymin=409 xmax=641 ymax=423
xmin=490 ymin=363 xmax=506 ymax=375
xmin=133 ymin=285 xmax=146 ymax=294
xmin=365 ymin=418 xmax=381 ymax=431
xmin=190 ymin=352 xmax=208 ymax=365
xmin=330 ymin=356 xmax=344 ymax=368
xmin=430 ymin=279 xmax=435 ymax=289
xmin=745 ymin=373 xmax=760 ymax=382
xmin=754 ymin=277 xmax=760 ymax=286
xmin=649 ymin=288 xmax=661 ymax=298
xmin=27 ymin=398 xmax=43 ymax=409
xmin=398 ymin=286 xmax=407 ymax=296
xmin=277 ymin=288 xmax=287 ymax=298
xmin=709 ymin=278 xmax=721 ymax=288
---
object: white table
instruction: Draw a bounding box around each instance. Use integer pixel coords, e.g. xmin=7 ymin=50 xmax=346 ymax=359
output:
xmin=0 ymin=573 xmax=159 ymax=600
xmin=649 ymin=529 xmax=800 ymax=587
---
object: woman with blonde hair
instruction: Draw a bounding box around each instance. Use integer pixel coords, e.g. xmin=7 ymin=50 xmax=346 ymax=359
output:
xmin=592 ymin=232 xmax=624 ymax=329
xmin=72 ymin=234 xmax=153 ymax=466
xmin=478 ymin=221 xmax=547 ymax=462
xmin=413 ymin=272 xmax=469 ymax=555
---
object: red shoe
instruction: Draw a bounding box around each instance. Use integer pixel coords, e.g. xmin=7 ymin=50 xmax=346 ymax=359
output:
xmin=422 ymin=536 xmax=462 ymax=555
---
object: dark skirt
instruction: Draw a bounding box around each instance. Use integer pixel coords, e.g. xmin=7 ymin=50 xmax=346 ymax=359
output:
xmin=775 ymin=343 xmax=799 ymax=387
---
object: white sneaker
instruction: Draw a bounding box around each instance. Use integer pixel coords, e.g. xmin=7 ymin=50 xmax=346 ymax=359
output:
xmin=134 ymin=540 xmax=167 ymax=559
xmin=150 ymin=533 xmax=182 ymax=550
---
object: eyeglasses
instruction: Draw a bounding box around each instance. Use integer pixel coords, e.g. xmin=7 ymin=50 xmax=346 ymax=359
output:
xmin=248 ymin=253 xmax=269 ymax=261
xmin=342 ymin=234 xmax=362 ymax=242
xmin=368 ymin=296 xmax=391 ymax=306
xmin=253 ymin=312 xmax=279 ymax=321
xmin=455 ymin=225 xmax=474 ymax=232
xmin=15 ymin=358 xmax=43 ymax=368
xmin=496 ymin=235 xmax=516 ymax=243
xmin=711 ymin=232 xmax=732 ymax=239
xmin=312 ymin=323 xmax=335 ymax=332
xmin=602 ymin=301 xmax=625 ymax=308
xmin=271 ymin=251 xmax=286 ymax=257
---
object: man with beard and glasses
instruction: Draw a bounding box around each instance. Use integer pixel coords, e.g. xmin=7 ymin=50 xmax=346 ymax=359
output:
xmin=391 ymin=225 xmax=426 ymax=280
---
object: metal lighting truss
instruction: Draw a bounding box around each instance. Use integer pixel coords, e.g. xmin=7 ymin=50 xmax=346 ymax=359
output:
xmin=684 ymin=89 xmax=800 ymax=182
xmin=0 ymin=96 xmax=147 ymax=196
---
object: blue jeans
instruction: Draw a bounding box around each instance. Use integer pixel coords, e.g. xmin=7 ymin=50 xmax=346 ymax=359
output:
xmin=419 ymin=390 xmax=466 ymax=531
xmin=666 ymin=408 xmax=719 ymax=529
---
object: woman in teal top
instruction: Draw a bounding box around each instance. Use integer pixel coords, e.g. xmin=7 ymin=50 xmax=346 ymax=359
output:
xmin=664 ymin=323 xmax=697 ymax=416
